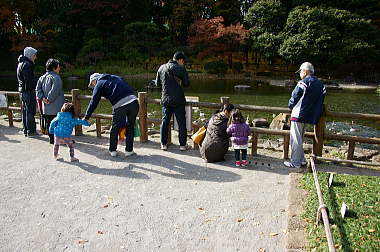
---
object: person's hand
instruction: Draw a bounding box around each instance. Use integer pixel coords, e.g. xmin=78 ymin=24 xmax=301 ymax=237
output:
xmin=42 ymin=98 xmax=50 ymax=104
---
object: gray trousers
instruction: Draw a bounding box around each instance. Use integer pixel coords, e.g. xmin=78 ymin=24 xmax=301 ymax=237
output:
xmin=290 ymin=121 xmax=307 ymax=167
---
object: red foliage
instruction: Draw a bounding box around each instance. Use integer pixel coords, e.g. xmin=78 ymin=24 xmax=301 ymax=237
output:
xmin=189 ymin=17 xmax=248 ymax=59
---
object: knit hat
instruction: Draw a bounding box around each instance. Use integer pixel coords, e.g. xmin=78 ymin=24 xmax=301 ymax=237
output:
xmin=88 ymin=73 xmax=101 ymax=87
xmin=23 ymin=47 xmax=37 ymax=61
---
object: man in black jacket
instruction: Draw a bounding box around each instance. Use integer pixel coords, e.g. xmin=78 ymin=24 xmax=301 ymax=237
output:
xmin=155 ymin=52 xmax=190 ymax=151
xmin=17 ymin=47 xmax=38 ymax=136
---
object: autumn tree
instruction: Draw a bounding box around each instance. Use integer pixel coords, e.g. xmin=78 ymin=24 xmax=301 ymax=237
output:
xmin=189 ymin=17 xmax=248 ymax=68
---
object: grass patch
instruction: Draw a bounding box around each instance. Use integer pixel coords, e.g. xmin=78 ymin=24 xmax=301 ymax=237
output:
xmin=302 ymin=172 xmax=380 ymax=251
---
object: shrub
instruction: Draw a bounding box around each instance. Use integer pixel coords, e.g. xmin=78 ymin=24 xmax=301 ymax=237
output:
xmin=204 ymin=61 xmax=228 ymax=74
xmin=232 ymin=62 xmax=244 ymax=73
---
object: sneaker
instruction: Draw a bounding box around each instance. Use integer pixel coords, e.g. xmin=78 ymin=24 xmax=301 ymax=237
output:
xmin=125 ymin=151 xmax=136 ymax=157
xmin=179 ymin=145 xmax=191 ymax=151
xmin=109 ymin=151 xmax=118 ymax=157
xmin=161 ymin=144 xmax=168 ymax=151
xmin=241 ymin=160 xmax=248 ymax=167
xmin=70 ymin=157 xmax=79 ymax=162
xmin=284 ymin=161 xmax=300 ymax=169
xmin=27 ymin=132 xmax=40 ymax=137
xmin=235 ymin=161 xmax=241 ymax=167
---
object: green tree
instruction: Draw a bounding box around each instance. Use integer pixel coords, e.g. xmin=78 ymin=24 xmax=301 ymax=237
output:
xmin=279 ymin=6 xmax=380 ymax=65
xmin=244 ymin=0 xmax=287 ymax=63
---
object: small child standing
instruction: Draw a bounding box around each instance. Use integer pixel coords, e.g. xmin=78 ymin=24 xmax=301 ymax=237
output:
xmin=227 ymin=110 xmax=251 ymax=167
xmin=49 ymin=103 xmax=91 ymax=162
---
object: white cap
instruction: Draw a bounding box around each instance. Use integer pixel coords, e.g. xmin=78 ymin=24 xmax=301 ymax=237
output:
xmin=88 ymin=73 xmax=100 ymax=87
xmin=297 ymin=62 xmax=314 ymax=74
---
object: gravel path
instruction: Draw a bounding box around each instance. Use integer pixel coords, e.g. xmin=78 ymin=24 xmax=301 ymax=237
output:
xmin=0 ymin=122 xmax=291 ymax=251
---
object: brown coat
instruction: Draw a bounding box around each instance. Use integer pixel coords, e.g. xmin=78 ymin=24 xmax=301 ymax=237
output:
xmin=200 ymin=112 xmax=229 ymax=162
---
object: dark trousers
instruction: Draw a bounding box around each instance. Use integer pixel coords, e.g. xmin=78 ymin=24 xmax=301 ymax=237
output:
xmin=234 ymin=149 xmax=247 ymax=161
xmin=160 ymin=105 xmax=187 ymax=146
xmin=20 ymin=91 xmax=37 ymax=135
xmin=45 ymin=114 xmax=56 ymax=144
xmin=109 ymin=100 xmax=139 ymax=152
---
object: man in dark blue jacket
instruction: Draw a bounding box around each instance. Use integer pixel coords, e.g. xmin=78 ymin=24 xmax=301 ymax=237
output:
xmin=17 ymin=47 xmax=38 ymax=136
xmin=85 ymin=73 xmax=139 ymax=157
xmin=284 ymin=62 xmax=326 ymax=169
xmin=155 ymin=51 xmax=190 ymax=151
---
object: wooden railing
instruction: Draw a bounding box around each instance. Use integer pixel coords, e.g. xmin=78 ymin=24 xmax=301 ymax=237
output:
xmin=1 ymin=90 xmax=379 ymax=164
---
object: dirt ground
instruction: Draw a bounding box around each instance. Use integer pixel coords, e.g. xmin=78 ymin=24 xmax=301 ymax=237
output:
xmin=0 ymin=121 xmax=295 ymax=252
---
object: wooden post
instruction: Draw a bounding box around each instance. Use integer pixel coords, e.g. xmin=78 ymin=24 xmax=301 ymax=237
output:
xmin=313 ymin=105 xmax=326 ymax=156
xmin=71 ymin=89 xmax=83 ymax=136
xmin=96 ymin=118 xmax=102 ymax=137
xmin=7 ymin=109 xmax=13 ymax=127
xmin=251 ymin=132 xmax=258 ymax=156
xmin=221 ymin=96 xmax=230 ymax=105
xmin=283 ymin=134 xmax=290 ymax=159
xmin=347 ymin=141 xmax=355 ymax=160
xmin=138 ymin=92 xmax=148 ymax=142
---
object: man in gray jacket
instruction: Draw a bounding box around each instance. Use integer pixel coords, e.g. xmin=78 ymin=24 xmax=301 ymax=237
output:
xmin=36 ymin=59 xmax=65 ymax=144
xmin=155 ymin=51 xmax=190 ymax=151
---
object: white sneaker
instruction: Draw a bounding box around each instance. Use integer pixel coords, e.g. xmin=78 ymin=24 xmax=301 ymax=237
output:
xmin=125 ymin=151 xmax=136 ymax=157
xmin=161 ymin=144 xmax=168 ymax=151
xmin=179 ymin=145 xmax=191 ymax=151
xmin=284 ymin=161 xmax=300 ymax=169
xmin=109 ymin=151 xmax=118 ymax=157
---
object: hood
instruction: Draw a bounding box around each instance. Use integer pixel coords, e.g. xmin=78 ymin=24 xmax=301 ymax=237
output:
xmin=18 ymin=55 xmax=32 ymax=64
xmin=57 ymin=112 xmax=73 ymax=120
xmin=212 ymin=112 xmax=228 ymax=126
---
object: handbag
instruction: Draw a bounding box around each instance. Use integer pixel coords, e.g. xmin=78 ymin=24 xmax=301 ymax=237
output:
xmin=191 ymin=126 xmax=206 ymax=145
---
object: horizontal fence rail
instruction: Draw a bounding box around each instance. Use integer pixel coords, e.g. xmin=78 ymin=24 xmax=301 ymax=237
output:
xmin=1 ymin=89 xmax=379 ymax=165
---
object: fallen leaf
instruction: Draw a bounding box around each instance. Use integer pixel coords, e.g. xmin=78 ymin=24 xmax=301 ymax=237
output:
xmin=78 ymin=240 xmax=89 ymax=244
xmin=97 ymin=231 xmax=104 ymax=234
xmin=198 ymin=208 xmax=204 ymax=210
xmin=369 ymin=229 xmax=376 ymax=233
xmin=259 ymin=248 xmax=265 ymax=252
xmin=102 ymin=204 xmax=109 ymax=208
xmin=269 ymin=232 xmax=278 ymax=236
xmin=237 ymin=219 xmax=243 ymax=222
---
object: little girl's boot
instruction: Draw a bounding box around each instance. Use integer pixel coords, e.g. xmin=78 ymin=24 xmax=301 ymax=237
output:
xmin=235 ymin=161 xmax=241 ymax=167
xmin=241 ymin=160 xmax=248 ymax=167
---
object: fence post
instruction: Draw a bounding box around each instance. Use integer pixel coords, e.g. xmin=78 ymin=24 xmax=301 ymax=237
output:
xmin=283 ymin=134 xmax=290 ymax=159
xmin=313 ymin=104 xmax=326 ymax=157
xmin=138 ymin=92 xmax=148 ymax=142
xmin=347 ymin=141 xmax=355 ymax=160
xmin=71 ymin=89 xmax=83 ymax=136
xmin=7 ymin=108 xmax=13 ymax=127
xmin=251 ymin=131 xmax=258 ymax=156
xmin=96 ymin=118 xmax=102 ymax=137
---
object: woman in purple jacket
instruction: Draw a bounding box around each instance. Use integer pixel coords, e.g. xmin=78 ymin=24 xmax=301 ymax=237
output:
xmin=227 ymin=110 xmax=251 ymax=167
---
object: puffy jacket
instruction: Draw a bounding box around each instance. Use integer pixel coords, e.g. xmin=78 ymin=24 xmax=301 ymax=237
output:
xmin=227 ymin=122 xmax=251 ymax=146
xmin=49 ymin=112 xmax=90 ymax=138
xmin=155 ymin=60 xmax=189 ymax=107
xmin=85 ymin=74 xmax=135 ymax=119
xmin=288 ymin=75 xmax=326 ymax=125
xmin=36 ymin=71 xmax=65 ymax=115
xmin=17 ymin=55 xmax=37 ymax=92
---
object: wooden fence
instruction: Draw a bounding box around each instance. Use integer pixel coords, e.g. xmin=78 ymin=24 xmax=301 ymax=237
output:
xmin=1 ymin=90 xmax=380 ymax=163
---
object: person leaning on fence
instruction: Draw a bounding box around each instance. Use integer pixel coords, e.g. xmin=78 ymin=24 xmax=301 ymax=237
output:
xmin=155 ymin=51 xmax=190 ymax=151
xmin=85 ymin=73 xmax=139 ymax=157
xmin=49 ymin=103 xmax=91 ymax=162
xmin=17 ymin=47 xmax=38 ymax=137
xmin=284 ymin=62 xmax=326 ymax=169
xmin=36 ymin=58 xmax=65 ymax=144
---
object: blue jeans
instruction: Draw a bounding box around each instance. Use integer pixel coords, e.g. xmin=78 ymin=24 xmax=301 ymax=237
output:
xmin=20 ymin=91 xmax=37 ymax=135
xmin=160 ymin=105 xmax=187 ymax=146
xmin=234 ymin=149 xmax=247 ymax=161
